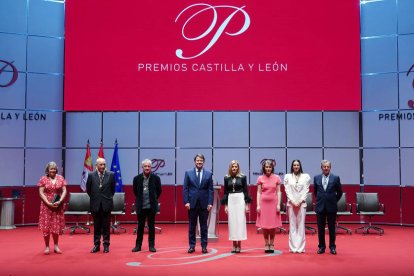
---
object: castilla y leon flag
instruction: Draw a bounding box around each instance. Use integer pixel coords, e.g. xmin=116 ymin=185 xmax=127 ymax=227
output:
xmin=98 ymin=140 xmax=105 ymax=159
xmin=81 ymin=140 xmax=93 ymax=192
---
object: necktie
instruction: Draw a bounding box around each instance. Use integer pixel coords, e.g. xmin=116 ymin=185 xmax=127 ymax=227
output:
xmin=197 ymin=170 xmax=201 ymax=186
xmin=99 ymin=173 xmax=104 ymax=189
xmin=323 ymin=176 xmax=328 ymax=191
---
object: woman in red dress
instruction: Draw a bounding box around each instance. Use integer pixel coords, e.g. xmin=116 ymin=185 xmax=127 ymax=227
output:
xmin=38 ymin=162 xmax=67 ymax=254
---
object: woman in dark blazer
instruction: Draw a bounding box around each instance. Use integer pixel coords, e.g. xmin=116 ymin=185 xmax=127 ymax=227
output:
xmin=131 ymin=159 xmax=162 ymax=253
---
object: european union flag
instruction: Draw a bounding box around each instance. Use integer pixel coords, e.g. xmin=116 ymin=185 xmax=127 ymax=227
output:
xmin=110 ymin=140 xmax=123 ymax=192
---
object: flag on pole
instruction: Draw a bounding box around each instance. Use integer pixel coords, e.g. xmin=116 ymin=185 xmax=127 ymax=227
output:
xmin=81 ymin=140 xmax=93 ymax=192
xmin=98 ymin=139 xmax=105 ymax=159
xmin=110 ymin=140 xmax=123 ymax=192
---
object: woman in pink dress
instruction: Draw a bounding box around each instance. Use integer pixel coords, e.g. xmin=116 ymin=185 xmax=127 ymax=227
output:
xmin=38 ymin=162 xmax=67 ymax=254
xmin=256 ymin=159 xmax=282 ymax=253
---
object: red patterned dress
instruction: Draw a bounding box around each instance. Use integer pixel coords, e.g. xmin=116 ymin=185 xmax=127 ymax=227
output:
xmin=38 ymin=175 xmax=67 ymax=236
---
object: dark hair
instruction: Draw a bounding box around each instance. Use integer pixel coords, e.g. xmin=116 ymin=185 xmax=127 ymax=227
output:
xmin=194 ymin=153 xmax=205 ymax=162
xmin=290 ymin=159 xmax=304 ymax=174
xmin=261 ymin=159 xmax=275 ymax=174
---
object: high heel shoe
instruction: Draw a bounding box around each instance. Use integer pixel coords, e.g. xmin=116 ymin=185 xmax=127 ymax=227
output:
xmin=54 ymin=245 xmax=62 ymax=254
xmin=269 ymin=244 xmax=275 ymax=253
xmin=44 ymin=247 xmax=50 ymax=255
xmin=265 ymin=244 xmax=270 ymax=253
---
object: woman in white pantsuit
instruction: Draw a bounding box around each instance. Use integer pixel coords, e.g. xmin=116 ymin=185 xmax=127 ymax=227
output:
xmin=284 ymin=160 xmax=310 ymax=253
xmin=222 ymin=160 xmax=251 ymax=253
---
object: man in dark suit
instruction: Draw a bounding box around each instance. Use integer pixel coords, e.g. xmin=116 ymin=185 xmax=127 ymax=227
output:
xmin=131 ymin=159 xmax=162 ymax=253
xmin=183 ymin=154 xmax=214 ymax=254
xmin=86 ymin=158 xmax=115 ymax=253
xmin=314 ymin=159 xmax=343 ymax=255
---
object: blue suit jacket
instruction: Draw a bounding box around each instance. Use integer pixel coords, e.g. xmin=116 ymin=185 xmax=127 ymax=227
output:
xmin=183 ymin=168 xmax=214 ymax=209
xmin=313 ymin=173 xmax=343 ymax=214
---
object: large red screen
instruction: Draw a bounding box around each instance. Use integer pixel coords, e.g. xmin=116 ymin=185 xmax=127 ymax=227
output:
xmin=64 ymin=0 xmax=360 ymax=111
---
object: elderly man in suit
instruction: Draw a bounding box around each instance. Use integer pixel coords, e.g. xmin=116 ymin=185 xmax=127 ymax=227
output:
xmin=86 ymin=158 xmax=115 ymax=253
xmin=183 ymin=154 xmax=214 ymax=254
xmin=314 ymin=160 xmax=343 ymax=255
xmin=131 ymin=159 xmax=162 ymax=253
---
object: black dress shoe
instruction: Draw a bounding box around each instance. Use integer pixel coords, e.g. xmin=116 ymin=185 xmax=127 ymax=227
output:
xmin=330 ymin=249 xmax=337 ymax=255
xmin=131 ymin=246 xmax=141 ymax=252
xmin=149 ymin=247 xmax=156 ymax=252
xmin=202 ymin=247 xmax=208 ymax=254
xmin=188 ymin=247 xmax=195 ymax=254
xmin=91 ymin=245 xmax=100 ymax=253
xmin=317 ymin=248 xmax=325 ymax=254
xmin=103 ymin=245 xmax=109 ymax=253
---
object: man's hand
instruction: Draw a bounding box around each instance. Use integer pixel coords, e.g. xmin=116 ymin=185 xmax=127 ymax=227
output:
xmin=207 ymin=205 xmax=212 ymax=211
xmin=185 ymin=203 xmax=190 ymax=210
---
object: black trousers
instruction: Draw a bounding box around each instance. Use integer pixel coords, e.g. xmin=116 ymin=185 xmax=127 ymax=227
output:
xmin=92 ymin=206 xmax=111 ymax=247
xmin=136 ymin=208 xmax=156 ymax=247
xmin=317 ymin=211 xmax=337 ymax=250
xmin=188 ymin=202 xmax=209 ymax=248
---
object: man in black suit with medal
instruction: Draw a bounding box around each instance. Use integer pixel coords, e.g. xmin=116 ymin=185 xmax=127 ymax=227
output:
xmin=314 ymin=160 xmax=343 ymax=255
xmin=131 ymin=159 xmax=162 ymax=253
xmin=86 ymin=158 xmax=115 ymax=253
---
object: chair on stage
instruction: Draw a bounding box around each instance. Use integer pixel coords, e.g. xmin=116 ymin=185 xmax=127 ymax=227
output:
xmin=131 ymin=202 xmax=162 ymax=235
xmin=64 ymin=193 xmax=91 ymax=234
xmin=111 ymin=192 xmax=126 ymax=234
xmin=355 ymin=192 xmax=385 ymax=235
xmin=277 ymin=200 xmax=288 ymax=234
xmin=305 ymin=193 xmax=317 ymax=235
xmin=336 ymin=192 xmax=352 ymax=235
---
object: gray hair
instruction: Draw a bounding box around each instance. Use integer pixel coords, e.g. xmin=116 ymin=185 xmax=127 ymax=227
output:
xmin=44 ymin=161 xmax=58 ymax=175
xmin=321 ymin=159 xmax=331 ymax=167
xmin=141 ymin=159 xmax=152 ymax=166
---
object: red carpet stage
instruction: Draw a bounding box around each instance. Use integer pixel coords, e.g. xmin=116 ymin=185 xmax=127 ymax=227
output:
xmin=1 ymin=224 xmax=413 ymax=275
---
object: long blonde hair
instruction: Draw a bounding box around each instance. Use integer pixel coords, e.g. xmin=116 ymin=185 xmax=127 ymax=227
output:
xmin=226 ymin=160 xmax=244 ymax=177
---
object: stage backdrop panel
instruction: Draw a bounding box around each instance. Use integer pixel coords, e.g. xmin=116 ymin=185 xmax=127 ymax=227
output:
xmin=140 ymin=112 xmax=175 ymax=148
xmin=362 ymin=112 xmax=399 ymax=147
xmin=323 ymin=112 xmax=359 ymax=147
xmin=27 ymin=0 xmax=64 ymax=37
xmin=25 ymin=111 xmax=62 ymax=148
xmin=287 ymin=112 xmax=322 ymax=147
xmin=104 ymin=148 xmax=138 ymax=186
xmin=177 ymin=112 xmax=212 ymax=147
xmin=0 ymin=110 xmax=25 ymax=147
xmin=323 ymin=149 xmax=360 ymax=185
xmin=213 ymin=112 xmax=249 ymax=147
xmin=64 ymin=0 xmax=360 ymax=111
xmin=24 ymin=149 xmax=62 ymax=186
xmin=0 ymin=0 xmax=27 ymax=33
xmin=398 ymin=0 xmax=414 ymax=34
xmin=363 ymin=148 xmax=400 ymax=186
xmin=0 ymin=149 xmax=24 ymax=186
xmin=361 ymin=36 xmax=397 ymax=74
xmin=401 ymin=148 xmax=414 ymax=187
xmin=362 ymin=74 xmax=398 ymax=111
xmin=250 ymin=112 xmax=285 ymax=147
xmin=27 ymin=36 xmax=63 ymax=74
xmin=398 ymin=34 xmax=414 ymax=71
xmin=103 ymin=112 xmax=139 ymax=148
xmin=0 ymin=71 xmax=26 ymax=110
xmin=360 ymin=0 xmax=397 ymax=37
xmin=27 ymin=74 xmax=63 ymax=110
xmin=399 ymin=72 xmax=414 ymax=113
xmin=65 ymin=112 xmax=102 ymax=148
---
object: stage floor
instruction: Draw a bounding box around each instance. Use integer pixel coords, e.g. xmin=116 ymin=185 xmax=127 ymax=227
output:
xmin=0 ymin=223 xmax=413 ymax=275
